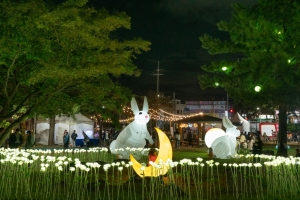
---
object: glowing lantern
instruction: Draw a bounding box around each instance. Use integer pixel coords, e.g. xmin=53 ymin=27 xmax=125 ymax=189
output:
xmin=204 ymin=128 xmax=226 ymax=148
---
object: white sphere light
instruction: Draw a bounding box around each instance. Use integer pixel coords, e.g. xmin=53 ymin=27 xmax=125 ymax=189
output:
xmin=254 ymin=86 xmax=261 ymax=92
xmin=204 ymin=128 xmax=226 ymax=148
xmin=222 ymin=66 xmax=227 ymax=71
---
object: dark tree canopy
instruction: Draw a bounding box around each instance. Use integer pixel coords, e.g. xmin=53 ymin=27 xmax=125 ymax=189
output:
xmin=199 ymin=0 xmax=300 ymax=156
xmin=0 ymin=0 xmax=150 ymax=145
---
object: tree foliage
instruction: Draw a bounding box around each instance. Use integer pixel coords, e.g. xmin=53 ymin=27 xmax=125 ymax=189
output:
xmin=0 ymin=0 xmax=150 ymax=145
xmin=79 ymin=76 xmax=132 ymax=129
xmin=198 ymin=0 xmax=300 ymax=156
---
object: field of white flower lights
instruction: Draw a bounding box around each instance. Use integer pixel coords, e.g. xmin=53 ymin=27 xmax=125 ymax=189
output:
xmin=0 ymin=147 xmax=299 ymax=200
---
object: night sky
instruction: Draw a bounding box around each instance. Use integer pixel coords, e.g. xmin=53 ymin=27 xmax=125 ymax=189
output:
xmin=90 ymin=0 xmax=258 ymax=101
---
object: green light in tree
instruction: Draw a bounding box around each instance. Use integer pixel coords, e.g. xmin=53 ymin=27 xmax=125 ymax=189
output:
xmin=215 ymin=82 xmax=219 ymax=86
xmin=222 ymin=66 xmax=227 ymax=71
xmin=254 ymin=86 xmax=261 ymax=92
xmin=288 ymin=59 xmax=291 ymax=63
xmin=278 ymin=31 xmax=282 ymax=34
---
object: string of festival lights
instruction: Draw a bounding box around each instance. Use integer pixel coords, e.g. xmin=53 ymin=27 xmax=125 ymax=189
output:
xmin=89 ymin=106 xmax=204 ymax=123
xmin=119 ymin=106 xmax=204 ymax=123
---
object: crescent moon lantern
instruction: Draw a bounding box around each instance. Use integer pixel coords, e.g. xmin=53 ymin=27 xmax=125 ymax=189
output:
xmin=130 ymin=127 xmax=173 ymax=177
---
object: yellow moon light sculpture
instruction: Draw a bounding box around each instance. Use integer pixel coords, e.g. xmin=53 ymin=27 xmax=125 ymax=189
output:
xmin=130 ymin=127 xmax=173 ymax=177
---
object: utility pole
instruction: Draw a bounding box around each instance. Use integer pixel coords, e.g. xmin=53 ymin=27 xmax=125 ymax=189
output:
xmin=212 ymin=98 xmax=215 ymax=117
xmin=170 ymin=92 xmax=176 ymax=135
xmin=227 ymin=94 xmax=229 ymax=118
xmin=151 ymin=61 xmax=164 ymax=128
xmin=151 ymin=61 xmax=164 ymax=96
xmin=173 ymin=92 xmax=176 ymax=114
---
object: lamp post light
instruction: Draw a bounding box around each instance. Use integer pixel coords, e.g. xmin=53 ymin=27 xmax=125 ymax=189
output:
xmin=257 ymin=107 xmax=261 ymax=123
xmin=222 ymin=66 xmax=227 ymax=71
xmin=256 ymin=107 xmax=261 ymax=132
xmin=254 ymin=86 xmax=261 ymax=92
xmin=254 ymin=86 xmax=261 ymax=131
xmin=199 ymin=112 xmax=204 ymax=140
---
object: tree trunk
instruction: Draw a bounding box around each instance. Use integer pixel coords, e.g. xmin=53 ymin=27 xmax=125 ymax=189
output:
xmin=96 ymin=115 xmax=102 ymax=143
xmin=276 ymin=105 xmax=288 ymax=157
xmin=0 ymin=109 xmax=32 ymax=146
xmin=48 ymin=115 xmax=56 ymax=145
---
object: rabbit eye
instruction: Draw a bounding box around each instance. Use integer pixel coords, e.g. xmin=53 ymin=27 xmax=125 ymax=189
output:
xmin=139 ymin=112 xmax=142 ymax=115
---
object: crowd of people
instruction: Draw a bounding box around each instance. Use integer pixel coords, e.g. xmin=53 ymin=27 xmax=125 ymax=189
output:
xmin=158 ymin=128 xmax=199 ymax=149
xmin=4 ymin=126 xmax=300 ymax=160
xmin=1 ymin=128 xmax=35 ymax=149
xmin=61 ymin=128 xmax=121 ymax=149
xmin=237 ymin=131 xmax=263 ymax=154
xmin=97 ymin=128 xmax=121 ymax=146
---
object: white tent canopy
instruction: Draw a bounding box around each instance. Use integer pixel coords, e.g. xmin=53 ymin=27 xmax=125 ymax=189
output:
xmin=35 ymin=113 xmax=94 ymax=145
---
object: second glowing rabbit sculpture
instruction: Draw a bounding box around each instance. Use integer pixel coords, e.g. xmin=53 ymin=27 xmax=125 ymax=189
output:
xmin=204 ymin=117 xmax=240 ymax=159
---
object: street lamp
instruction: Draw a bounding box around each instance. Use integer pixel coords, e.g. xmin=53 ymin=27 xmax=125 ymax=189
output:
xmin=256 ymin=107 xmax=261 ymax=132
xmin=254 ymin=86 xmax=261 ymax=92
xmin=199 ymin=112 xmax=203 ymax=140
xmin=257 ymin=107 xmax=261 ymax=123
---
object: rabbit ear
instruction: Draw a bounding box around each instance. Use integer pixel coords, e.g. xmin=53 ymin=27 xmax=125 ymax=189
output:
xmin=131 ymin=97 xmax=139 ymax=114
xmin=237 ymin=112 xmax=246 ymax=122
xmin=142 ymin=96 xmax=149 ymax=112
xmin=222 ymin=117 xmax=234 ymax=128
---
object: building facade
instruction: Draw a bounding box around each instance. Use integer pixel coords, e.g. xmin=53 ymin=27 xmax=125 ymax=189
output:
xmin=184 ymin=100 xmax=228 ymax=118
xmin=173 ymin=99 xmax=186 ymax=115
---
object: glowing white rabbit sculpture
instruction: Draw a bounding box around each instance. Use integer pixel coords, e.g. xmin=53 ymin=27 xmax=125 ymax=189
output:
xmin=110 ymin=96 xmax=154 ymax=158
xmin=205 ymin=128 xmax=231 ymax=159
xmin=222 ymin=116 xmax=240 ymax=158
xmin=204 ymin=117 xmax=240 ymax=159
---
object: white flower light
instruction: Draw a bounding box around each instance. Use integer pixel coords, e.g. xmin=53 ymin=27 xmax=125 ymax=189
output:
xmin=70 ymin=167 xmax=75 ymax=171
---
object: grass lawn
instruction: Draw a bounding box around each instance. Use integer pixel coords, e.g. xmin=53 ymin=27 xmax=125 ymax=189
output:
xmin=172 ymin=143 xmax=299 ymax=162
xmin=172 ymin=149 xmax=208 ymax=161
xmin=2 ymin=144 xmax=300 ymax=199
